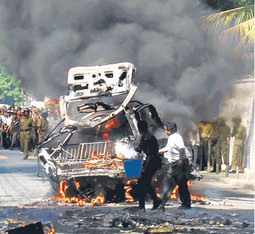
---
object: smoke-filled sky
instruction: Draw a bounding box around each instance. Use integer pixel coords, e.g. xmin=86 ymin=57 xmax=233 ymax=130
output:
xmin=0 ymin=0 xmax=247 ymax=132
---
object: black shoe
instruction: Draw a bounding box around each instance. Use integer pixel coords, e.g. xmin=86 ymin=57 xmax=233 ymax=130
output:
xmin=229 ymin=168 xmax=236 ymax=173
xmin=151 ymin=200 xmax=161 ymax=210
xmin=178 ymin=204 xmax=191 ymax=210
xmin=23 ymin=156 xmax=28 ymax=160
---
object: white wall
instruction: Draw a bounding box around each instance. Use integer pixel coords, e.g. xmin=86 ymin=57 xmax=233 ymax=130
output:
xmin=220 ymin=76 xmax=254 ymax=177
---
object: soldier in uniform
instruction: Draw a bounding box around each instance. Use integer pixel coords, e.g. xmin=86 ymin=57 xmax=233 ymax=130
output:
xmin=37 ymin=109 xmax=48 ymax=143
xmin=32 ymin=112 xmax=39 ymax=147
xmin=209 ymin=121 xmax=220 ymax=173
xmin=216 ymin=118 xmax=230 ymax=173
xmin=197 ymin=121 xmax=213 ymax=170
xmin=231 ymin=117 xmax=246 ymax=173
xmin=19 ymin=108 xmax=33 ymax=159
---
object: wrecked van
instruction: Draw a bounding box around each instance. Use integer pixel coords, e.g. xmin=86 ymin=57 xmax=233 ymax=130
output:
xmin=37 ymin=62 xmax=164 ymax=201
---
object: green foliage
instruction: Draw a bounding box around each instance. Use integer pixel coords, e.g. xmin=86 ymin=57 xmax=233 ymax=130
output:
xmin=203 ymin=0 xmax=254 ymax=11
xmin=201 ymin=4 xmax=254 ymax=56
xmin=0 ymin=64 xmax=24 ymax=106
xmin=229 ymin=0 xmax=254 ymax=8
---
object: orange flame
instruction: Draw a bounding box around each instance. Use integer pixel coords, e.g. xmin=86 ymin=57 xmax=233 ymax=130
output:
xmin=83 ymin=149 xmax=123 ymax=169
xmin=55 ymin=180 xmax=107 ymax=207
xmin=156 ymin=180 xmax=207 ymax=203
xmin=103 ymin=119 xmax=119 ymax=140
xmin=21 ymin=222 xmax=27 ymax=227
xmin=190 ymin=194 xmax=207 ymax=202
xmin=90 ymin=152 xmax=98 ymax=159
xmin=74 ymin=181 xmax=80 ymax=190
xmin=125 ymin=187 xmax=134 ymax=203
xmin=170 ymin=185 xmax=179 ymax=200
xmin=156 ymin=187 xmax=161 ymax=198
xmin=187 ymin=180 xmax=208 ymax=202
xmin=83 ymin=158 xmax=123 ymax=169
xmin=46 ymin=227 xmax=55 ymax=234
xmin=56 ymin=180 xmax=87 ymax=206
xmin=124 ymin=179 xmax=137 ymax=203
xmin=91 ymin=193 xmax=105 ymax=207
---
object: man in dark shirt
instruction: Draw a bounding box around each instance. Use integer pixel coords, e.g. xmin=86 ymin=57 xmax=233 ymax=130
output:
xmin=135 ymin=120 xmax=162 ymax=212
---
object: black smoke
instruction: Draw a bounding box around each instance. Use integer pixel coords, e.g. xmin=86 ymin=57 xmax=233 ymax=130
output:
xmin=0 ymin=0 xmax=246 ymax=133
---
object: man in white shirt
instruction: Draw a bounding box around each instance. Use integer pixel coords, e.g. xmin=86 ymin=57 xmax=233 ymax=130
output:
xmin=158 ymin=121 xmax=191 ymax=210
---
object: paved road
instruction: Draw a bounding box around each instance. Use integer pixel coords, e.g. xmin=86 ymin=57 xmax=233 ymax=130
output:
xmin=0 ymin=149 xmax=254 ymax=233
xmin=0 ymin=149 xmax=254 ymax=208
xmin=0 ymin=149 xmax=54 ymax=206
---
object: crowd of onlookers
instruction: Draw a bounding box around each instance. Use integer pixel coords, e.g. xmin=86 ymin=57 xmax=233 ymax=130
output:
xmin=0 ymin=105 xmax=51 ymax=151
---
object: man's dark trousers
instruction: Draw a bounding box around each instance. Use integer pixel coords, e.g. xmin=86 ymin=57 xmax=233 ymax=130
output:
xmin=160 ymin=159 xmax=190 ymax=208
xmin=138 ymin=157 xmax=160 ymax=209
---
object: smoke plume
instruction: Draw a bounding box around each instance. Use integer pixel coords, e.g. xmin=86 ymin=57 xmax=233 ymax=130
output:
xmin=0 ymin=0 xmax=246 ymax=133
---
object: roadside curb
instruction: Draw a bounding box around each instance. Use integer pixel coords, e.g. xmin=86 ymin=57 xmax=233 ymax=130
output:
xmin=200 ymin=171 xmax=255 ymax=191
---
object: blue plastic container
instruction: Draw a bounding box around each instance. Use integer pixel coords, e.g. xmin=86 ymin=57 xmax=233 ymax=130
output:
xmin=123 ymin=159 xmax=142 ymax=179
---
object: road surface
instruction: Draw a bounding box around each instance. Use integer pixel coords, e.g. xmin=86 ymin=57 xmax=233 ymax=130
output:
xmin=0 ymin=149 xmax=254 ymax=233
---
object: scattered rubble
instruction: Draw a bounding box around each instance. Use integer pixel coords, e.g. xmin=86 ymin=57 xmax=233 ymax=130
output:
xmin=0 ymin=151 xmax=254 ymax=233
xmin=242 ymin=221 xmax=250 ymax=228
xmin=0 ymin=201 xmax=254 ymax=233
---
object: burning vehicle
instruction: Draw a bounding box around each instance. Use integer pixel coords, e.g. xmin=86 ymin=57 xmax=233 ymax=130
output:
xmin=37 ymin=62 xmax=202 ymax=204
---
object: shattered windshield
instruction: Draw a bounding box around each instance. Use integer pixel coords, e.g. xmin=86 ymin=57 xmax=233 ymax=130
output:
xmin=66 ymin=94 xmax=128 ymax=120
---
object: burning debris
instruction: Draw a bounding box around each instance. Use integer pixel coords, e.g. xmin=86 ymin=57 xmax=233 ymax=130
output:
xmin=6 ymin=221 xmax=55 ymax=234
xmin=53 ymin=177 xmax=208 ymax=208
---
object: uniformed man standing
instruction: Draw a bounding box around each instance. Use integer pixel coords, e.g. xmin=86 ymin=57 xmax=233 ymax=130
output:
xmin=216 ymin=118 xmax=230 ymax=173
xmin=37 ymin=109 xmax=48 ymax=143
xmin=32 ymin=112 xmax=39 ymax=146
xmin=197 ymin=121 xmax=213 ymax=170
xmin=19 ymin=108 xmax=33 ymax=159
xmin=231 ymin=117 xmax=246 ymax=173
xmin=209 ymin=120 xmax=220 ymax=172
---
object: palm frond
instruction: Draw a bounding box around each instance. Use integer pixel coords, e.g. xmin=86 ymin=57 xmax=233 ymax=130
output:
xmin=201 ymin=5 xmax=254 ymax=33
xmin=234 ymin=26 xmax=255 ymax=56
xmin=220 ymin=18 xmax=255 ymax=44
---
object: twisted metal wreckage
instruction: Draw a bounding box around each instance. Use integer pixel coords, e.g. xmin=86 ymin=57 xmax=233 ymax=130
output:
xmin=36 ymin=62 xmax=202 ymax=202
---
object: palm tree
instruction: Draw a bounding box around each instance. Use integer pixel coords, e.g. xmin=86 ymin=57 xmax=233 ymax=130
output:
xmin=201 ymin=5 xmax=254 ymax=56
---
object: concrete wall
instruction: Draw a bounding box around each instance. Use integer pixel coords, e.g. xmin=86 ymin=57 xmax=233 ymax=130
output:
xmin=219 ymin=76 xmax=254 ymax=179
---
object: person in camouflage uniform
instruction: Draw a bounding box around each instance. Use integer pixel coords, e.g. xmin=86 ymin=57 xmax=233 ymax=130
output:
xmin=197 ymin=121 xmax=213 ymax=170
xmin=32 ymin=112 xmax=39 ymax=145
xmin=19 ymin=108 xmax=34 ymax=159
xmin=209 ymin=120 xmax=220 ymax=173
xmin=231 ymin=117 xmax=246 ymax=173
xmin=37 ymin=109 xmax=48 ymax=143
xmin=216 ymin=118 xmax=230 ymax=173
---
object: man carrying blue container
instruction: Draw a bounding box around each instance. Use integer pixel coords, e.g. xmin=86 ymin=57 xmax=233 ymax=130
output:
xmin=135 ymin=120 xmax=162 ymax=212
